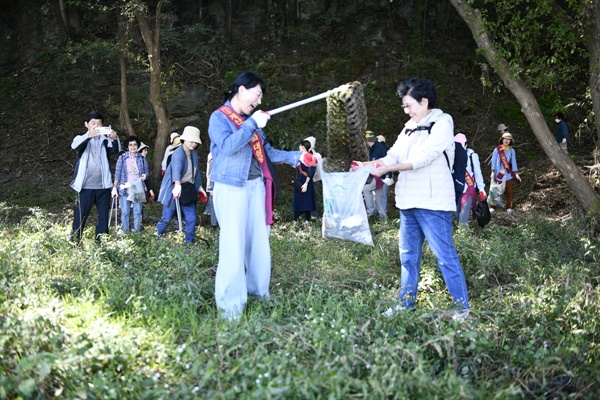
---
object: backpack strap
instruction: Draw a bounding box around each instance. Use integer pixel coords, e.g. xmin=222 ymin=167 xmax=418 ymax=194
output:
xmin=404 ymin=121 xmax=436 ymax=136
xmin=469 ymin=152 xmax=477 ymax=192
xmin=413 ymin=121 xmax=451 ymax=171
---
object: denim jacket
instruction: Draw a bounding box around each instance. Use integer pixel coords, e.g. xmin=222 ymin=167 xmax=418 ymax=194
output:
xmin=157 ymin=145 xmax=202 ymax=210
xmin=208 ymin=101 xmax=301 ymax=186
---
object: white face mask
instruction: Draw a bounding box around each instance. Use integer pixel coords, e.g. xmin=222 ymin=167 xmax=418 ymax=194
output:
xmin=555 ymin=119 xmax=560 ymax=123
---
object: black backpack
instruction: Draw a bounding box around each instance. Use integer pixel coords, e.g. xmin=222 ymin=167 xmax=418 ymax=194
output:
xmin=404 ymin=121 xmax=467 ymax=206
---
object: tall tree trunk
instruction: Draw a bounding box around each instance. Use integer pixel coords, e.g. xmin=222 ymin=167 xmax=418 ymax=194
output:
xmin=118 ymin=18 xmax=135 ymax=137
xmin=583 ymin=1 xmax=600 ymax=149
xmin=57 ymin=0 xmax=83 ymax=38
xmin=134 ymin=0 xmax=171 ymax=187
xmin=450 ymin=0 xmax=600 ymax=213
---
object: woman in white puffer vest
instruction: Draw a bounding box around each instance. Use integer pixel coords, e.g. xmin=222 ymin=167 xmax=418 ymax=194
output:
xmin=361 ymin=77 xmax=470 ymax=321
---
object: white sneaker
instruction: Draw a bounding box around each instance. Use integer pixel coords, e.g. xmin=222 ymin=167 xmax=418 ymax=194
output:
xmin=489 ymin=207 xmax=495 ymax=213
xmin=451 ymin=309 xmax=470 ymax=322
xmin=381 ymin=304 xmax=407 ymax=318
xmin=506 ymin=208 xmax=513 ymax=213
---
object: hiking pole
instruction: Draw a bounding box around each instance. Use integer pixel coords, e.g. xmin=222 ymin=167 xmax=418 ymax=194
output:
xmin=267 ymin=84 xmax=353 ymax=116
xmin=175 ymin=197 xmax=183 ymax=232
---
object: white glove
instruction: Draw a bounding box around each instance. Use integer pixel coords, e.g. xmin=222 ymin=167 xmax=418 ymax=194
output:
xmin=172 ymin=184 xmax=181 ymax=198
xmin=111 ymin=187 xmax=118 ymax=198
xmin=251 ymin=110 xmax=270 ymax=129
xmin=561 ymin=138 xmax=566 ymax=143
xmin=382 ymin=177 xmax=394 ymax=186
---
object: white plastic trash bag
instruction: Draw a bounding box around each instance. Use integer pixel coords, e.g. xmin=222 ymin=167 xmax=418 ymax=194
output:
xmin=488 ymin=175 xmax=506 ymax=208
xmin=126 ymin=177 xmax=147 ymax=203
xmin=320 ymin=164 xmax=374 ymax=246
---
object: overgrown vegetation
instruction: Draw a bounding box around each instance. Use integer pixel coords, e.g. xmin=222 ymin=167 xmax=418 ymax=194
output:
xmin=1 ymin=200 xmax=598 ymax=399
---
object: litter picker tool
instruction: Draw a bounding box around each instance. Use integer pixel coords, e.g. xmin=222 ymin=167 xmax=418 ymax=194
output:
xmin=108 ymin=196 xmax=118 ymax=231
xmin=267 ymin=84 xmax=353 ymax=116
xmin=175 ymin=197 xmax=183 ymax=232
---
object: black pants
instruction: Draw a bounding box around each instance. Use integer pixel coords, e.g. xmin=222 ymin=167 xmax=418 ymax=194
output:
xmin=72 ymin=188 xmax=111 ymax=241
xmin=294 ymin=211 xmax=311 ymax=222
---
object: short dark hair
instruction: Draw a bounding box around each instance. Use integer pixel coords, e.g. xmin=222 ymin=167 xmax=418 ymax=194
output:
xmin=223 ymin=71 xmax=266 ymax=103
xmin=124 ymin=135 xmax=140 ymax=148
xmin=396 ymin=77 xmax=437 ymax=109
xmin=85 ymin=111 xmax=104 ymax=123
xmin=555 ymin=112 xmax=565 ymax=120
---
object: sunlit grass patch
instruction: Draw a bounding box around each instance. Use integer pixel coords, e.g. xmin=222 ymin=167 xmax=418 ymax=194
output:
xmin=1 ymin=208 xmax=599 ymax=398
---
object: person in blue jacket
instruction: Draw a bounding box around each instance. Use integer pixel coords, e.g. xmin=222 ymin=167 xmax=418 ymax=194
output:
xmin=208 ymin=70 xmax=316 ymax=321
xmin=156 ymin=126 xmax=207 ymax=243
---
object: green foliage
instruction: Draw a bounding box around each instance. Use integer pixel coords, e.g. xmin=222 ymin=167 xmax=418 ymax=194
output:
xmin=496 ymin=99 xmax=526 ymax=126
xmin=1 ymin=202 xmax=599 ymax=398
xmin=475 ymin=0 xmax=588 ymax=89
xmin=37 ymin=41 xmax=120 ymax=105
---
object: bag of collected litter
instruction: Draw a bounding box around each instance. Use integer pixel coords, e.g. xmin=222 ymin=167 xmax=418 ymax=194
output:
xmin=320 ymin=164 xmax=373 ymax=246
xmin=126 ymin=177 xmax=147 ymax=203
xmin=488 ymin=176 xmax=506 ymax=208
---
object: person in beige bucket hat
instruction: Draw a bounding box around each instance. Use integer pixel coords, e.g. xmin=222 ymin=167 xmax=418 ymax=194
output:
xmin=156 ymin=125 xmax=207 ymax=243
xmin=179 ymin=126 xmax=201 ymax=143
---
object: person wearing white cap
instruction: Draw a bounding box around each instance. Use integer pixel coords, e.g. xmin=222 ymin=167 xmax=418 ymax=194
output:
xmin=208 ymin=71 xmax=317 ymax=321
xmin=156 ymin=126 xmax=207 ymax=243
xmin=454 ymin=133 xmax=486 ymax=224
xmin=304 ymin=136 xmax=322 ymax=219
xmin=138 ymin=142 xmax=155 ymax=202
xmin=292 ymin=138 xmax=318 ymax=224
xmin=161 ymin=132 xmax=181 ymax=176
xmin=497 ymin=123 xmax=508 ymax=134
xmin=490 ymin=132 xmax=521 ymax=213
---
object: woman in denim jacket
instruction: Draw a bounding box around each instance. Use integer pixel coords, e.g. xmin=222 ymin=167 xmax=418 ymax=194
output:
xmin=208 ymin=71 xmax=305 ymax=321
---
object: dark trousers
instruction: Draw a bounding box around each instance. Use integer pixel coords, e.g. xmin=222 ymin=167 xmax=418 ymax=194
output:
xmin=294 ymin=211 xmax=311 ymax=222
xmin=72 ymin=188 xmax=112 ymax=241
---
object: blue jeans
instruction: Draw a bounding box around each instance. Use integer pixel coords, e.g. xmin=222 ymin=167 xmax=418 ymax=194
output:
xmin=156 ymin=203 xmax=197 ymax=243
xmin=119 ymin=195 xmax=143 ymax=233
xmin=398 ymin=208 xmax=469 ymax=309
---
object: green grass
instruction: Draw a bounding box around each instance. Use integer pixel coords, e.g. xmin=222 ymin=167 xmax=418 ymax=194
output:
xmin=0 ymin=202 xmax=599 ymax=399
